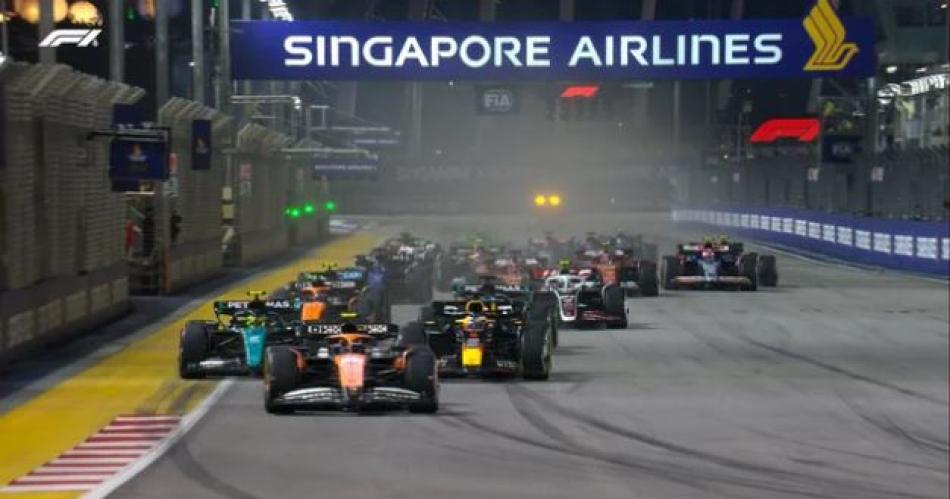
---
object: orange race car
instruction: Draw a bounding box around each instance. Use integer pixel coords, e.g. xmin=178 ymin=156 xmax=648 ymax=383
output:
xmin=262 ymin=322 xmax=438 ymax=414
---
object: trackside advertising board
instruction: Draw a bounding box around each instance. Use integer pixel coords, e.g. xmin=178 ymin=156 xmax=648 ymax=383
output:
xmin=230 ymin=2 xmax=873 ymax=81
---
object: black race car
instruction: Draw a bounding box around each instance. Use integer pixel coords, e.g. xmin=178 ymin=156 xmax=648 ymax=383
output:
xmin=407 ymin=291 xmax=554 ymax=380
xmin=662 ymin=239 xmax=778 ymax=291
xmin=262 ymin=322 xmax=438 ymax=414
xmin=179 ymin=296 xmax=299 ymax=378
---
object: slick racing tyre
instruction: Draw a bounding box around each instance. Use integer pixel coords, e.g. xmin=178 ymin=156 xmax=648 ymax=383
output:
xmin=399 ymin=321 xmax=428 ymax=347
xmin=757 ymin=255 xmax=778 ymax=287
xmin=522 ymin=321 xmax=551 ymax=381
xmin=529 ymin=292 xmax=558 ymax=348
xmin=263 ymin=347 xmax=297 ymax=414
xmin=405 ymin=348 xmax=439 ymax=413
xmin=662 ymin=256 xmax=680 ymax=290
xmin=739 ymin=253 xmax=759 ymax=292
xmin=179 ymin=322 xmax=208 ymax=379
xmin=637 ymin=261 xmax=659 ymax=297
xmin=603 ymin=284 xmax=628 ymax=329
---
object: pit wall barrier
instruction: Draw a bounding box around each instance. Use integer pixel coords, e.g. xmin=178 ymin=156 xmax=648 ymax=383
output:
xmin=230 ymin=123 xmax=293 ymax=266
xmin=157 ymin=98 xmax=234 ymax=293
xmin=672 ymin=207 xmax=950 ymax=277
xmin=0 ymin=63 xmax=142 ymax=361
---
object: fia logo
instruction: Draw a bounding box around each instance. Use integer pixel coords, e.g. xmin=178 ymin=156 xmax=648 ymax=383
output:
xmin=803 ymin=0 xmax=858 ymax=71
xmin=482 ymin=89 xmax=515 ymax=113
xmin=38 ymin=29 xmax=102 ymax=48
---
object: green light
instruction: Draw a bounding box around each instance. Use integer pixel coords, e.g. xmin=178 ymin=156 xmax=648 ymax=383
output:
xmin=289 ymin=208 xmax=302 ymax=219
xmin=126 ymin=6 xmax=136 ymax=21
xmin=303 ymin=203 xmax=315 ymax=215
xmin=324 ymin=201 xmax=337 ymax=212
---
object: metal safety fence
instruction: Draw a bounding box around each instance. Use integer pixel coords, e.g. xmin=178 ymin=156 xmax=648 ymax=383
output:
xmin=680 ymin=146 xmax=949 ymax=222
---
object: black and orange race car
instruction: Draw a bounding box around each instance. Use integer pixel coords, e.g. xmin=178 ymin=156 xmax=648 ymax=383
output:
xmin=270 ymin=267 xmax=391 ymax=323
xmin=262 ymin=322 xmax=438 ymax=414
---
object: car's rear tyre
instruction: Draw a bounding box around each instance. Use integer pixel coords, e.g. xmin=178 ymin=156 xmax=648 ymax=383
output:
xmin=662 ymin=256 xmax=680 ymax=290
xmin=418 ymin=305 xmax=436 ymax=324
xmin=604 ymin=284 xmax=625 ymax=317
xmin=405 ymin=348 xmax=439 ymax=413
xmin=757 ymin=255 xmax=778 ymax=287
xmin=529 ymin=292 xmax=558 ymax=349
xmin=739 ymin=253 xmax=759 ymax=292
xmin=522 ymin=321 xmax=551 ymax=380
xmin=263 ymin=347 xmax=297 ymax=414
xmin=179 ymin=322 xmax=208 ymax=379
xmin=399 ymin=320 xmax=428 ymax=347
xmin=637 ymin=261 xmax=659 ymax=297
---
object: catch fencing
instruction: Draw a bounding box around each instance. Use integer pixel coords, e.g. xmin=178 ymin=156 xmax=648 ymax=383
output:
xmin=681 ymin=145 xmax=949 ymax=222
xmin=673 ymin=207 xmax=950 ymax=277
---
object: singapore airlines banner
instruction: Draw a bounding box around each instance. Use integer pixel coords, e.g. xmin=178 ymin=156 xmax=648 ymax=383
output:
xmin=230 ymin=2 xmax=874 ymax=81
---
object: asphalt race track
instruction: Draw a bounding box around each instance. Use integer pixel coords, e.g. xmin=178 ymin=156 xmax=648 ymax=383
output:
xmin=111 ymin=214 xmax=949 ymax=499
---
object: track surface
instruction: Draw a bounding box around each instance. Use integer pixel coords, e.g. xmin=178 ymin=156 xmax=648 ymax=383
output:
xmin=111 ymin=214 xmax=949 ymax=499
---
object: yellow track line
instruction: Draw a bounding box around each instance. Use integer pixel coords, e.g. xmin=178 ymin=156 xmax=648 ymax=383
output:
xmin=0 ymin=233 xmax=379 ymax=499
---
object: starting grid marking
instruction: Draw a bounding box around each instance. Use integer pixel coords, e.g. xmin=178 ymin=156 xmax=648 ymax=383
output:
xmin=1 ymin=415 xmax=180 ymax=493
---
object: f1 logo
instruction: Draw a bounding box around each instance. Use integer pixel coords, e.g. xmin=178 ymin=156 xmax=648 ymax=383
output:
xmin=750 ymin=118 xmax=820 ymax=144
xmin=38 ymin=29 xmax=102 ymax=48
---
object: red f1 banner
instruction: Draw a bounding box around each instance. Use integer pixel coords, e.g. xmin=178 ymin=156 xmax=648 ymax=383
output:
xmin=750 ymin=118 xmax=820 ymax=144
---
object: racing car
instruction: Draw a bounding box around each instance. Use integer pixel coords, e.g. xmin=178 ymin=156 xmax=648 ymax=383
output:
xmin=408 ymin=289 xmax=554 ymax=380
xmin=267 ymin=266 xmax=391 ymax=323
xmin=372 ymin=235 xmax=438 ymax=303
xmin=262 ymin=322 xmax=438 ymax=414
xmin=542 ymin=268 xmax=627 ymax=329
xmin=179 ymin=294 xmax=299 ymax=378
xmin=661 ymin=238 xmax=778 ymax=291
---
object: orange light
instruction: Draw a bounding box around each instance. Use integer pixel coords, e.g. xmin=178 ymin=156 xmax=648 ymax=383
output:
xmin=548 ymin=195 xmax=562 ymax=207
xmin=534 ymin=195 xmax=547 ymax=207
xmin=15 ymin=0 xmax=68 ymax=24
xmin=68 ymin=1 xmax=101 ymax=26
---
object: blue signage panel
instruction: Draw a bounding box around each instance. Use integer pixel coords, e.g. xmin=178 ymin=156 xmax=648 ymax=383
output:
xmin=112 ymin=102 xmax=150 ymax=128
xmin=192 ymin=119 xmax=212 ymax=170
xmin=110 ymin=138 xmax=169 ymax=181
xmin=231 ymin=14 xmax=874 ymax=80
xmin=822 ymin=135 xmax=862 ymax=163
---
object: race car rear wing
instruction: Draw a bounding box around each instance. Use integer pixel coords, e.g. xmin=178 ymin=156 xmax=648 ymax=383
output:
xmin=299 ymin=322 xmax=398 ymax=337
xmin=431 ymin=299 xmax=525 ymax=318
xmin=212 ymin=299 xmax=299 ymax=315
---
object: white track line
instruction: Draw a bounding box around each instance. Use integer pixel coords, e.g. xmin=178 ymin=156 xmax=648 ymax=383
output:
xmin=81 ymin=379 xmax=234 ymax=499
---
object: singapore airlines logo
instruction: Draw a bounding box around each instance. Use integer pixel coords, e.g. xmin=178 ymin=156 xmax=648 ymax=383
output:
xmin=803 ymin=0 xmax=858 ymax=71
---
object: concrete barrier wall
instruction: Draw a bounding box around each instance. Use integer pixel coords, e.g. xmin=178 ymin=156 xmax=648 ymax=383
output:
xmin=673 ymin=207 xmax=950 ymax=277
xmin=0 ymin=63 xmax=142 ymax=360
xmin=157 ymin=98 xmax=233 ymax=293
xmin=231 ymin=124 xmax=293 ymax=265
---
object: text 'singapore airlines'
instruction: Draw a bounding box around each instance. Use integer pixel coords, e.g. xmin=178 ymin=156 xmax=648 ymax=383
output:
xmin=283 ymin=33 xmax=785 ymax=69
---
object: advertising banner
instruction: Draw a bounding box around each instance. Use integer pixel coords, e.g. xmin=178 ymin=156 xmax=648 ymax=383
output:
xmin=109 ymin=138 xmax=169 ymax=181
xmin=231 ymin=2 xmax=873 ymax=81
